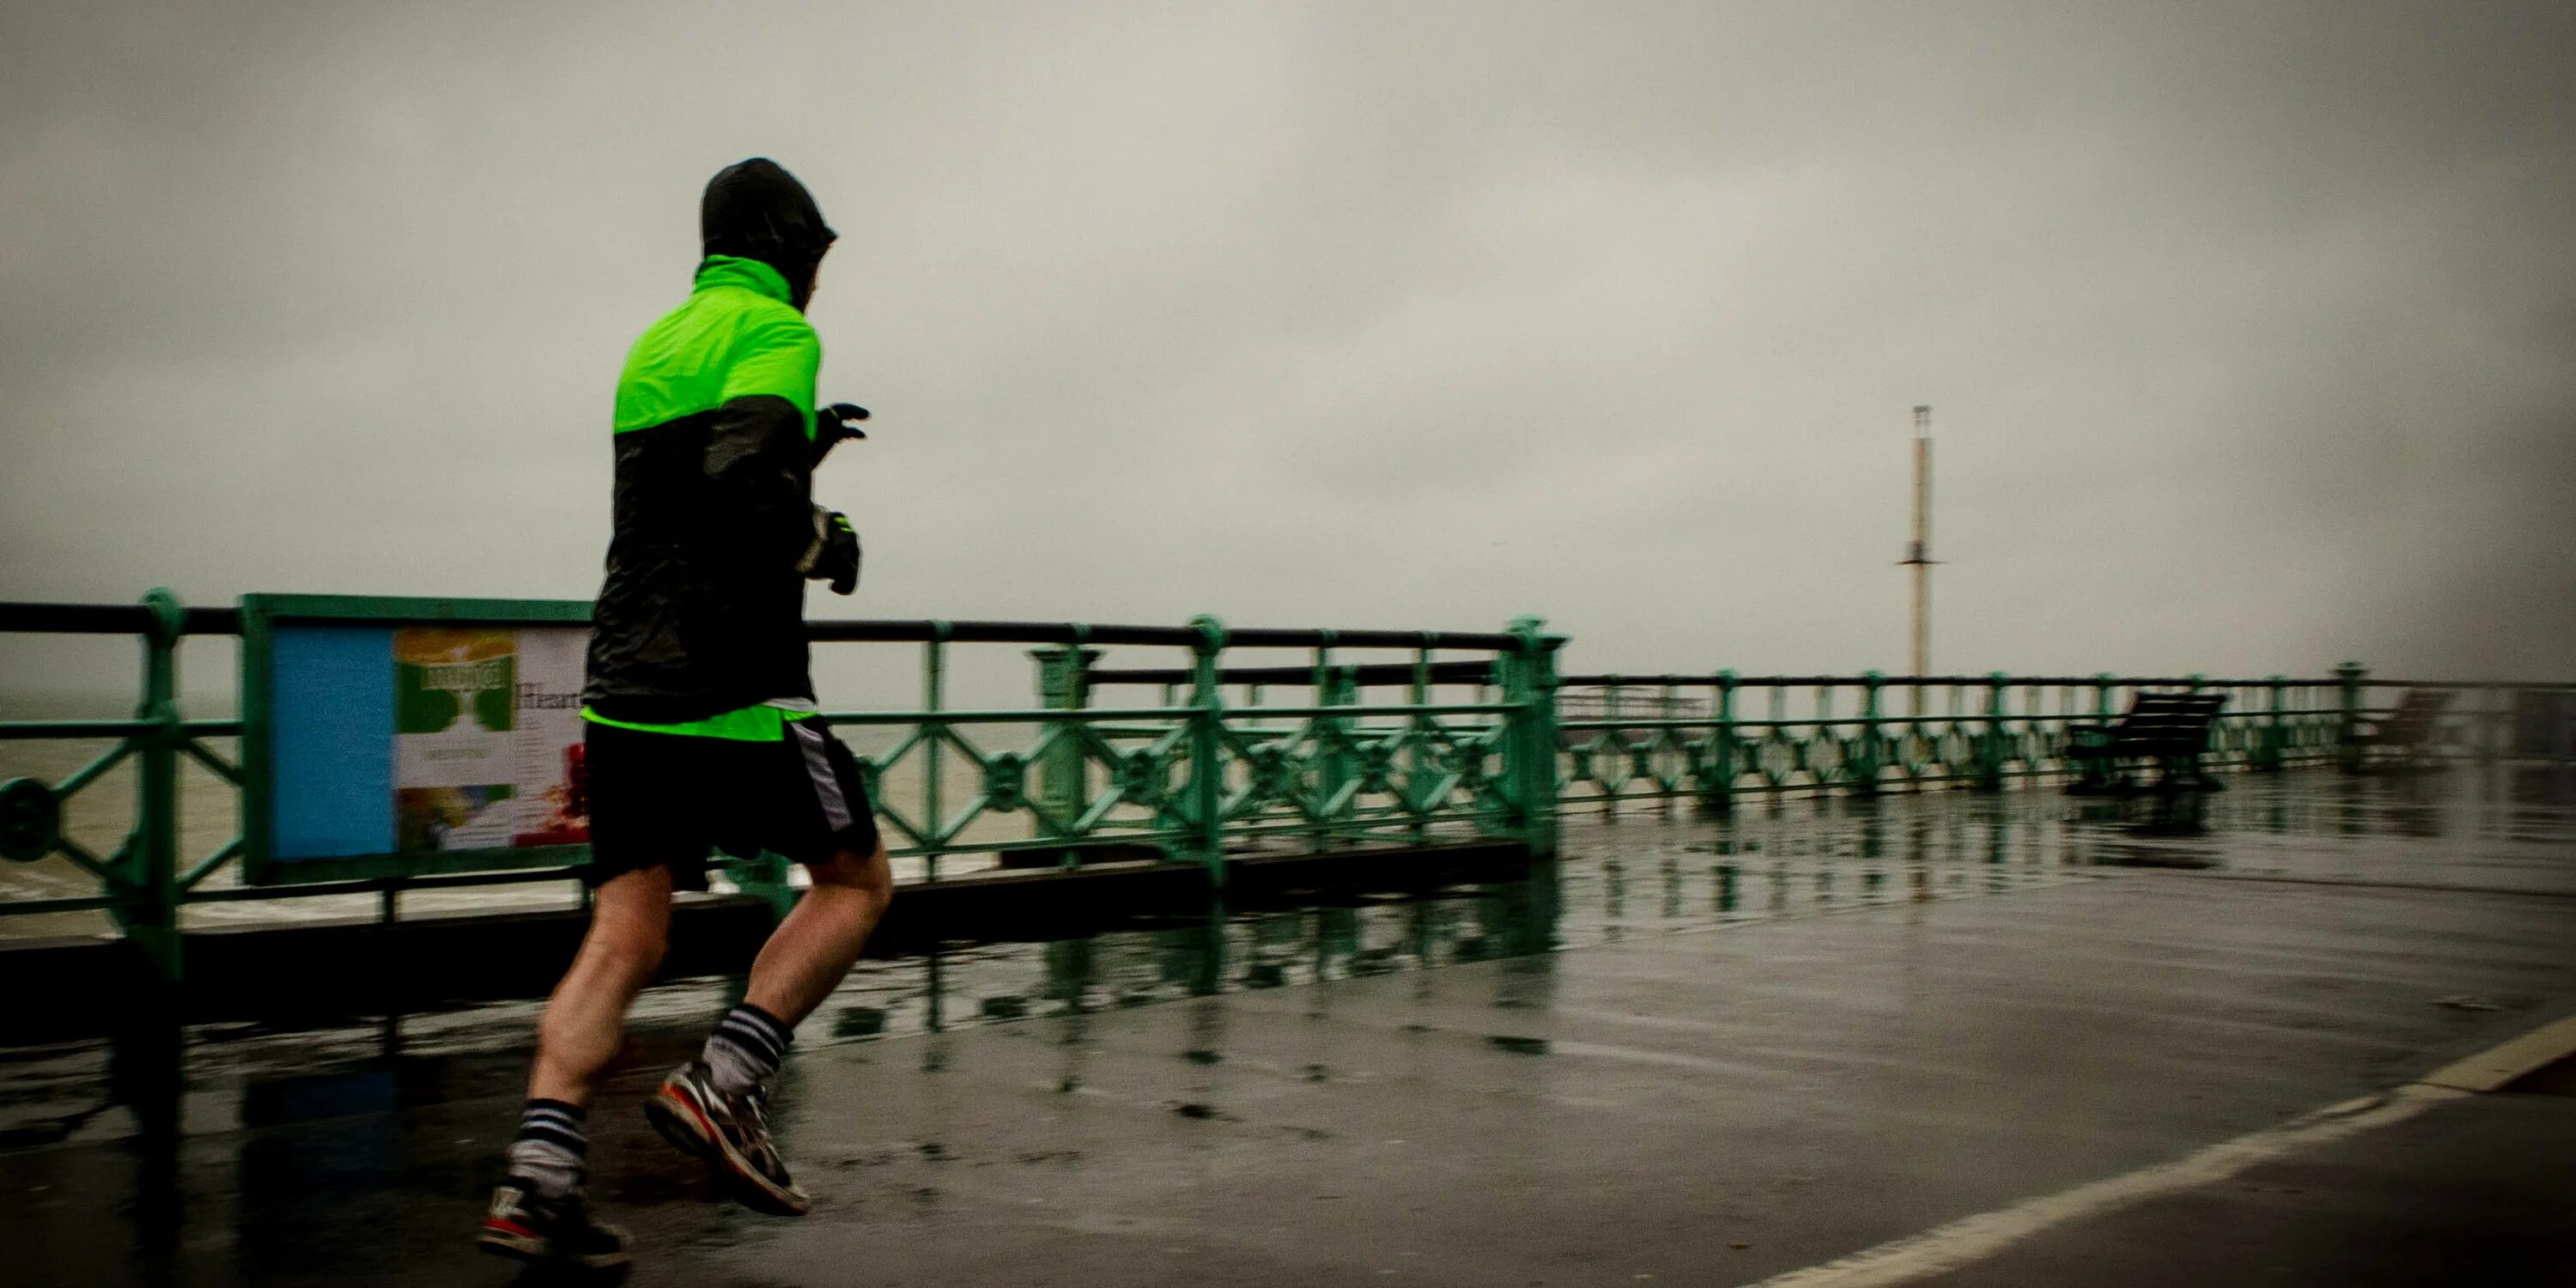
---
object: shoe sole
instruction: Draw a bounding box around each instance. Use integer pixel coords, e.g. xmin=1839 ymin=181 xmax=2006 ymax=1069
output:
xmin=646 ymin=1084 xmax=812 ymax=1217
xmin=476 ymin=1220 xmax=630 ymax=1269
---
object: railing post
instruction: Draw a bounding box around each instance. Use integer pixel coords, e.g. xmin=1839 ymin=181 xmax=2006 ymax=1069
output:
xmin=1186 ymin=616 xmax=1228 ymax=884
xmin=1498 ymin=637 xmax=1534 ymax=840
xmin=121 ymin=588 xmax=185 ymax=981
xmin=1030 ymin=637 xmax=1100 ymax=856
xmin=1974 ymin=671 xmax=2009 ymax=792
xmin=1602 ymin=677 xmax=1624 ymax=817
xmin=2065 ymin=672 xmax=2115 ymax=793
xmin=1410 ymin=642 xmax=1434 ymax=841
xmin=1661 ymin=680 xmax=1684 ymax=816
xmin=1502 ymin=617 xmax=1562 ymax=860
xmin=2187 ymin=671 xmax=2215 ymax=768
xmin=1814 ymin=682 xmax=1833 ymax=794
xmin=2334 ymin=661 xmax=2367 ymax=773
xmin=1852 ymin=671 xmax=1883 ymax=796
xmin=1315 ymin=644 xmax=1356 ymax=848
xmin=2260 ymin=675 xmax=2287 ymax=771
xmin=921 ymin=623 xmax=951 ymax=883
xmin=734 ymin=850 xmax=796 ymax=921
xmin=1707 ymin=671 xmax=1737 ymax=815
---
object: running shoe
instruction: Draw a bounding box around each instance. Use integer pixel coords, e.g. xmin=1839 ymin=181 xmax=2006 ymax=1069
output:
xmin=477 ymin=1176 xmax=631 ymax=1267
xmin=645 ymin=1060 xmax=811 ymax=1216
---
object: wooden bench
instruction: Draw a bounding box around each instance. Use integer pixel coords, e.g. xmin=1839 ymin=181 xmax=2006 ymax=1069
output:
xmin=2066 ymin=691 xmax=2228 ymax=793
xmin=2356 ymin=688 xmax=2454 ymax=768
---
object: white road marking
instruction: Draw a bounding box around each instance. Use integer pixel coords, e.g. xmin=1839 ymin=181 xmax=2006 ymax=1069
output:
xmin=2419 ymin=1013 xmax=2576 ymax=1092
xmin=1742 ymin=1009 xmax=2576 ymax=1288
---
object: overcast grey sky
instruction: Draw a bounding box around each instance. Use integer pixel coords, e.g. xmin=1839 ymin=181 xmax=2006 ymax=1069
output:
xmin=3 ymin=1 xmax=2571 ymax=696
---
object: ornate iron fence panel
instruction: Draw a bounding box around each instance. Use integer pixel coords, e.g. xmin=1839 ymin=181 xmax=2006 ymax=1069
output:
xmin=1552 ymin=671 xmax=2400 ymax=814
xmin=0 ymin=592 xmax=2558 ymax=981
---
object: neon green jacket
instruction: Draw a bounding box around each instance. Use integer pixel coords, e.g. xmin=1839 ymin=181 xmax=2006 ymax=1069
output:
xmin=580 ymin=256 xmax=820 ymax=728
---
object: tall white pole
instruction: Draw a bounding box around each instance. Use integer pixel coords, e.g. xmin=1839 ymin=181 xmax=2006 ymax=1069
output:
xmin=1905 ymin=404 xmax=1933 ymax=682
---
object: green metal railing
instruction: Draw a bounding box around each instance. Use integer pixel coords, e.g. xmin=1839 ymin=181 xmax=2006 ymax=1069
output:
xmin=1550 ymin=671 xmax=2357 ymax=811
xmin=1 ymin=592 xmax=2565 ymax=981
xmin=0 ymin=595 xmax=1565 ymax=975
xmin=799 ymin=614 xmax=1563 ymax=883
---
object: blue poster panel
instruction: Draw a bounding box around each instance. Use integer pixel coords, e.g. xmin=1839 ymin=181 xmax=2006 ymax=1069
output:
xmin=246 ymin=598 xmax=594 ymax=881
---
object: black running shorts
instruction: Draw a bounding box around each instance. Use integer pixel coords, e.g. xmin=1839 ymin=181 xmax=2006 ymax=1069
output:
xmin=581 ymin=717 xmax=880 ymax=890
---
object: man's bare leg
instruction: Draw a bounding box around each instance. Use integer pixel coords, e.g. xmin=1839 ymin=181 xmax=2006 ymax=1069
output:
xmin=744 ymin=839 xmax=894 ymax=1025
xmin=646 ymin=841 xmax=892 ymax=1216
xmin=483 ymin=864 xmax=672 ymax=1265
xmin=528 ymin=864 xmax=676 ymax=1107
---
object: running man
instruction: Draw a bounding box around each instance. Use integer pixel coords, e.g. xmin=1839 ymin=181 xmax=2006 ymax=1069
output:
xmin=480 ymin=158 xmax=892 ymax=1267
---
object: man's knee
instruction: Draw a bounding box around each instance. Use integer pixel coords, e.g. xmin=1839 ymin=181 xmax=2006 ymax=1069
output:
xmin=582 ymin=866 xmax=674 ymax=980
xmin=580 ymin=922 xmax=668 ymax=986
xmin=808 ymin=840 xmax=893 ymax=903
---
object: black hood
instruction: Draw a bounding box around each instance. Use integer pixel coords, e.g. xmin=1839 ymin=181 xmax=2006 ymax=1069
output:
xmin=702 ymin=158 xmax=836 ymax=310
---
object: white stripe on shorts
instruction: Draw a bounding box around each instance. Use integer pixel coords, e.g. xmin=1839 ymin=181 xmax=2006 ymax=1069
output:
xmin=791 ymin=723 xmax=855 ymax=833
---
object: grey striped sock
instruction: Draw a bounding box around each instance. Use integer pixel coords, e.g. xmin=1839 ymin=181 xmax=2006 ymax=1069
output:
xmin=507 ymin=1098 xmax=587 ymax=1199
xmin=704 ymin=1003 xmax=793 ymax=1095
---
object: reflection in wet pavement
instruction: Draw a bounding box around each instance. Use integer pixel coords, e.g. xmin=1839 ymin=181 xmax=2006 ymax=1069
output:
xmin=3 ymin=764 xmax=2571 ymax=1161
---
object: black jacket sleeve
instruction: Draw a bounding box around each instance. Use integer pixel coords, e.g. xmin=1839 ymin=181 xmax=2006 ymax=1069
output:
xmin=700 ymin=393 xmax=814 ymax=571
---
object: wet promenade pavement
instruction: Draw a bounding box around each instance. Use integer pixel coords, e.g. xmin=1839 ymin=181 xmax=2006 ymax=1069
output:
xmin=5 ymin=765 xmax=2574 ymax=1285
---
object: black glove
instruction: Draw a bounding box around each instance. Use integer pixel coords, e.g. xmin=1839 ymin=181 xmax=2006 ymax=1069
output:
xmin=811 ymin=402 xmax=869 ymax=468
xmin=796 ymin=506 xmax=861 ymax=595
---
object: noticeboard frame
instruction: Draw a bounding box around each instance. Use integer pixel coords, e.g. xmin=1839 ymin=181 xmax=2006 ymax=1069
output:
xmin=239 ymin=593 xmax=597 ymax=886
